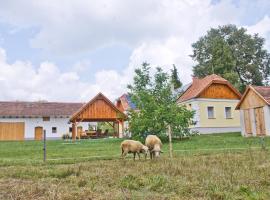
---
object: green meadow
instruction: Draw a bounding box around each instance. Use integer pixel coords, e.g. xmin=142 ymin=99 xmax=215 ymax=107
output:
xmin=0 ymin=133 xmax=270 ymax=199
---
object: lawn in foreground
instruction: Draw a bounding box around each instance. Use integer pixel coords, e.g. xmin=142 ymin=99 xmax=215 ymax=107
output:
xmin=0 ymin=133 xmax=270 ymax=199
xmin=0 ymin=132 xmax=269 ymax=164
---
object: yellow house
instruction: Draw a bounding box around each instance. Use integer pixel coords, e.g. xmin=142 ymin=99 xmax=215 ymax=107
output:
xmin=177 ymin=74 xmax=242 ymax=134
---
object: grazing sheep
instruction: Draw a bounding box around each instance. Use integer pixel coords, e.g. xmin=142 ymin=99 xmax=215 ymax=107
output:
xmin=145 ymin=135 xmax=163 ymax=159
xmin=121 ymin=140 xmax=149 ymax=160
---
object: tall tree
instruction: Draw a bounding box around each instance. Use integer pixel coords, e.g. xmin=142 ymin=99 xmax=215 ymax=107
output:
xmin=170 ymin=64 xmax=182 ymax=89
xmin=191 ymin=24 xmax=270 ymax=92
xmin=127 ymin=63 xmax=194 ymax=144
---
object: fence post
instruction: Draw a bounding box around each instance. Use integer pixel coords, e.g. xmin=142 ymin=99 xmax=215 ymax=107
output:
xmin=260 ymin=136 xmax=266 ymax=150
xmin=168 ymin=125 xmax=173 ymax=158
xmin=43 ymin=129 xmax=46 ymax=162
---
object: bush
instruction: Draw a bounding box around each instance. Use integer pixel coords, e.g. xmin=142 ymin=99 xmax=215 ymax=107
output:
xmin=62 ymin=133 xmax=71 ymax=140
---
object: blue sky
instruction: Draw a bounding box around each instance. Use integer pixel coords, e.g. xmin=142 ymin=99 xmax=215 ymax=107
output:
xmin=0 ymin=0 xmax=270 ymax=101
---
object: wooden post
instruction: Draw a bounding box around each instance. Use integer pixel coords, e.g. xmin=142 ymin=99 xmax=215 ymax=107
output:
xmin=168 ymin=125 xmax=173 ymax=158
xmin=43 ymin=129 xmax=46 ymax=162
xmin=72 ymin=122 xmax=76 ymax=142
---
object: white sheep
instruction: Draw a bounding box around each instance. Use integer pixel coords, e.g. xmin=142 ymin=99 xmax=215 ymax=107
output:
xmin=145 ymin=135 xmax=163 ymax=159
xmin=120 ymin=140 xmax=149 ymax=160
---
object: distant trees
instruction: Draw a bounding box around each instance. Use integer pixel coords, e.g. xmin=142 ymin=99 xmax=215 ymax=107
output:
xmin=127 ymin=63 xmax=194 ymax=142
xmin=170 ymin=65 xmax=182 ymax=89
xmin=191 ymin=24 xmax=270 ymax=92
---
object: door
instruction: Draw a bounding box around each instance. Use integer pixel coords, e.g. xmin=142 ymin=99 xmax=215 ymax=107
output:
xmin=35 ymin=127 xmax=43 ymax=140
xmin=254 ymin=107 xmax=266 ymax=136
xmin=243 ymin=110 xmax=252 ymax=135
xmin=77 ymin=126 xmax=83 ymax=137
xmin=0 ymin=122 xmax=25 ymax=141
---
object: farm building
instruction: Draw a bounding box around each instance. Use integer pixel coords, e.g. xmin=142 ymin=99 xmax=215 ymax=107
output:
xmin=236 ymin=86 xmax=270 ymax=136
xmin=0 ymin=93 xmax=126 ymax=141
xmin=115 ymin=94 xmax=137 ymax=113
xmin=177 ymin=74 xmax=242 ymax=134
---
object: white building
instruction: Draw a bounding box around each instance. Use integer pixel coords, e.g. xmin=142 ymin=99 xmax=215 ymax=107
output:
xmin=0 ymin=101 xmax=89 ymax=140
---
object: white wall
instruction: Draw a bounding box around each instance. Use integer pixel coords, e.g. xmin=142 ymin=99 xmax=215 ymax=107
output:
xmin=0 ymin=117 xmax=89 ymax=139
xmin=264 ymin=105 xmax=270 ymax=136
xmin=191 ymin=127 xmax=241 ymax=134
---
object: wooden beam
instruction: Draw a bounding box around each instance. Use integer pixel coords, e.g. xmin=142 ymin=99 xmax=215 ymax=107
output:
xmin=72 ymin=122 xmax=76 ymax=142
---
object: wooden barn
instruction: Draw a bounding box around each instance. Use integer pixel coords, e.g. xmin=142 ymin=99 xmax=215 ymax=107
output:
xmin=236 ymin=86 xmax=270 ymax=136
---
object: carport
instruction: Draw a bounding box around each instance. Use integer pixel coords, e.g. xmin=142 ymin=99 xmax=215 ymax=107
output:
xmin=69 ymin=93 xmax=127 ymax=140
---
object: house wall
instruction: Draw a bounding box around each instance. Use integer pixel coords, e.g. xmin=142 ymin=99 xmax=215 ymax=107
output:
xmin=238 ymin=88 xmax=269 ymax=137
xmin=239 ymin=106 xmax=270 ymax=137
xmin=0 ymin=117 xmax=89 ymax=139
xmin=198 ymin=99 xmax=240 ymax=128
xmin=179 ymin=98 xmax=240 ymax=134
xmin=264 ymin=106 xmax=270 ymax=136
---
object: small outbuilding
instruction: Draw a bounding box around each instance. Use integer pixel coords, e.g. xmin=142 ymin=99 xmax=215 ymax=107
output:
xmin=236 ymin=86 xmax=270 ymax=136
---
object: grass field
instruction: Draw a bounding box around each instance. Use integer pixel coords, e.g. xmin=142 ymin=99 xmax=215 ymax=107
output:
xmin=0 ymin=133 xmax=270 ymax=199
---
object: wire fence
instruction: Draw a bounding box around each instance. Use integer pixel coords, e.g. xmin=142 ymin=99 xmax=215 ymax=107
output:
xmin=1 ymin=146 xmax=265 ymax=165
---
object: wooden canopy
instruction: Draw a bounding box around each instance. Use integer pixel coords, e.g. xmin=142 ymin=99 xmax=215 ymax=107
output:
xmin=70 ymin=93 xmax=127 ymax=140
xmin=70 ymin=93 xmax=127 ymax=123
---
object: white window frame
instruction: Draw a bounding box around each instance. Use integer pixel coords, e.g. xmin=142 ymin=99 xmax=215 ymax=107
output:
xmin=225 ymin=107 xmax=233 ymax=119
xmin=207 ymin=106 xmax=215 ymax=119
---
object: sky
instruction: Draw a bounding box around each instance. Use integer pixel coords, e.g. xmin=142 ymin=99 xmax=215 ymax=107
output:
xmin=0 ymin=0 xmax=270 ymax=102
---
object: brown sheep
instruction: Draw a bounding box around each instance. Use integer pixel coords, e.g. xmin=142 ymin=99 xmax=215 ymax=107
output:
xmin=121 ymin=140 xmax=149 ymax=160
xmin=145 ymin=135 xmax=163 ymax=159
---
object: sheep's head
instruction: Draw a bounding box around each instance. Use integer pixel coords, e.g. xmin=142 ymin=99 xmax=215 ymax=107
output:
xmin=141 ymin=145 xmax=149 ymax=155
xmin=152 ymin=145 xmax=163 ymax=158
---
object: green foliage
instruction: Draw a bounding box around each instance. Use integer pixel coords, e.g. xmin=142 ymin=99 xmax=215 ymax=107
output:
xmin=191 ymin=24 xmax=270 ymax=92
xmin=127 ymin=62 xmax=194 ymax=141
xmin=171 ymin=64 xmax=182 ymax=89
xmin=97 ymin=122 xmax=115 ymax=134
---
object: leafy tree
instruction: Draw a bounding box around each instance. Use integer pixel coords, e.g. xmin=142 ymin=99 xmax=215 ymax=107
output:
xmin=170 ymin=64 xmax=182 ymax=89
xmin=191 ymin=24 xmax=270 ymax=92
xmin=127 ymin=62 xmax=194 ymax=143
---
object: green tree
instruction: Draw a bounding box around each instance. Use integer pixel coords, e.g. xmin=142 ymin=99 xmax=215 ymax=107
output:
xmin=127 ymin=62 xmax=194 ymax=143
xmin=191 ymin=24 xmax=270 ymax=92
xmin=170 ymin=64 xmax=182 ymax=89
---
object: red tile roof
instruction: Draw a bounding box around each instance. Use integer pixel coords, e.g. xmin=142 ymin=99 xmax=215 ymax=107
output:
xmin=253 ymin=86 xmax=270 ymax=104
xmin=0 ymin=101 xmax=85 ymax=117
xmin=177 ymin=74 xmax=241 ymax=102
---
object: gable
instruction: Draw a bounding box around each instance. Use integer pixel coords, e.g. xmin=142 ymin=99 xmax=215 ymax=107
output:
xmin=77 ymin=98 xmax=119 ymax=120
xmin=199 ymin=83 xmax=240 ymax=99
xmin=239 ymin=89 xmax=267 ymax=109
xmin=70 ymin=93 xmax=126 ymax=122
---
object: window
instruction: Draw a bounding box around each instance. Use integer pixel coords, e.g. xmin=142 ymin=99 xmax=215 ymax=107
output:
xmin=207 ymin=106 xmax=215 ymax=119
xmin=225 ymin=107 xmax=232 ymax=119
xmin=52 ymin=127 xmax=57 ymax=134
xmin=43 ymin=117 xmax=50 ymax=121
xmin=69 ymin=127 xmax=73 ymax=133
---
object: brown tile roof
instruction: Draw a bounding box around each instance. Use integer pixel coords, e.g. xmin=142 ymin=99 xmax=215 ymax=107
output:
xmin=177 ymin=74 xmax=241 ymax=103
xmin=0 ymin=101 xmax=85 ymax=117
xmin=253 ymin=86 xmax=270 ymax=104
xmin=116 ymin=94 xmax=137 ymax=112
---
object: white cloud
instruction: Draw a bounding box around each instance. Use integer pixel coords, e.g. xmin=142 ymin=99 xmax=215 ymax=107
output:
xmin=0 ymin=0 xmax=270 ymax=101
xmin=0 ymin=48 xmax=127 ymax=102
xmin=247 ymin=15 xmax=270 ymax=49
xmin=0 ymin=0 xmax=240 ymax=55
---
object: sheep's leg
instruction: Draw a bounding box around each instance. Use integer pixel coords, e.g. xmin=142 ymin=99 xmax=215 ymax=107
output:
xmin=122 ymin=150 xmax=128 ymax=159
xmin=121 ymin=148 xmax=124 ymax=158
xmin=133 ymin=152 xmax=136 ymax=161
xmin=137 ymin=152 xmax=141 ymax=160
xmin=144 ymin=153 xmax=147 ymax=160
